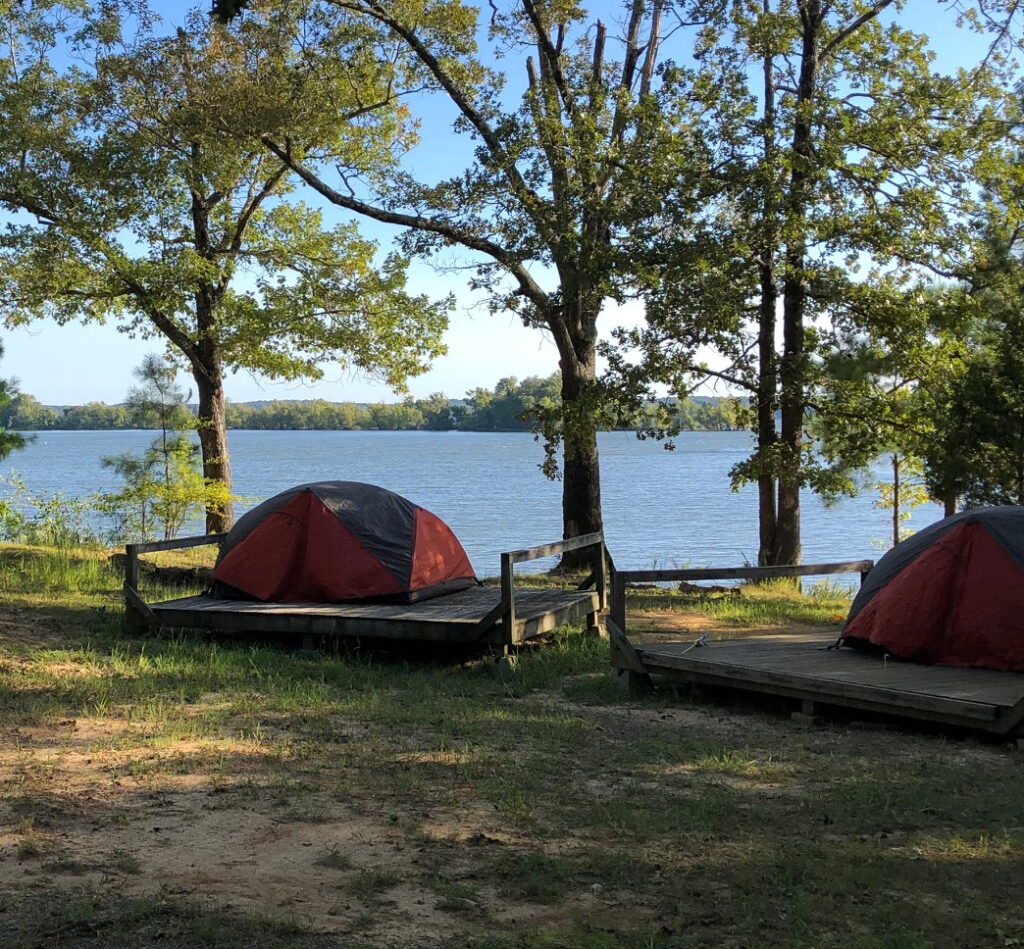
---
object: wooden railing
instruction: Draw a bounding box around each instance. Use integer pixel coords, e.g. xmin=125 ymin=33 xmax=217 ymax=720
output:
xmin=609 ymin=560 xmax=873 ymax=640
xmin=123 ymin=532 xmax=228 ymax=589
xmin=122 ymin=533 xmax=227 ymax=627
xmin=497 ymin=532 xmax=607 ymax=642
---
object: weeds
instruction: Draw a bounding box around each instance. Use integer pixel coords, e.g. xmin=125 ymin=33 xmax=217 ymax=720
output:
xmin=313 ymin=845 xmax=352 ymax=870
xmin=348 ymin=868 xmax=402 ymax=902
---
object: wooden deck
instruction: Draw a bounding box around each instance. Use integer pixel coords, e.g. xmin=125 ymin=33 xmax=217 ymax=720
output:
xmin=616 ymin=632 xmax=1024 ymax=735
xmin=136 ymin=585 xmax=600 ymax=646
xmin=123 ymin=531 xmax=607 ymax=648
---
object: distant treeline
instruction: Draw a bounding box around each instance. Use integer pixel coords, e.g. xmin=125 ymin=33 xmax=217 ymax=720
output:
xmin=2 ymin=374 xmax=744 ymax=433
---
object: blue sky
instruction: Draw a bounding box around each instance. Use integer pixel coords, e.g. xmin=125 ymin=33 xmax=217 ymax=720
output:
xmin=1 ymin=0 xmax=1003 ymax=406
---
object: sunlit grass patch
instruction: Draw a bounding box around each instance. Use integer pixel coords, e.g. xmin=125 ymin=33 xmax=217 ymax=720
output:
xmin=0 ymin=544 xmax=119 ymax=597
xmin=624 ymin=575 xmax=853 ymax=629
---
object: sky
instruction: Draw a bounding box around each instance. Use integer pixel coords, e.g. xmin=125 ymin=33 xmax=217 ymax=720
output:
xmin=0 ymin=0 xmax=1005 ymax=407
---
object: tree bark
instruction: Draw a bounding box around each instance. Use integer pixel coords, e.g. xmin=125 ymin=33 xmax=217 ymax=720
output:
xmin=757 ymin=263 xmax=780 ymax=564
xmin=891 ymin=453 xmax=900 ymax=547
xmin=192 ymin=354 xmax=234 ymax=533
xmin=556 ymin=308 xmax=603 ymax=570
xmin=757 ymin=20 xmax=781 ymax=566
xmin=775 ymin=0 xmax=822 ymax=566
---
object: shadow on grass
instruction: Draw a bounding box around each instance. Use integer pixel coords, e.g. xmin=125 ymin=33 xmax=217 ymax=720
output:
xmin=3 ymin=885 xmax=365 ymax=949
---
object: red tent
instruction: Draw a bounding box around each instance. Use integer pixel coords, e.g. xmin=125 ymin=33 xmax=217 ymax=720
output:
xmin=211 ymin=481 xmax=477 ymax=604
xmin=840 ymin=506 xmax=1024 ymax=670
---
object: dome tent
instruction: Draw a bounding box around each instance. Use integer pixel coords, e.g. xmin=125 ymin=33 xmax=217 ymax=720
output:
xmin=211 ymin=481 xmax=477 ymax=604
xmin=839 ymin=506 xmax=1024 ymax=670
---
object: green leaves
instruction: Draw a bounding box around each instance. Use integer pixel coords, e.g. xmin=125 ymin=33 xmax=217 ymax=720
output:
xmin=0 ymin=1 xmax=453 ymax=516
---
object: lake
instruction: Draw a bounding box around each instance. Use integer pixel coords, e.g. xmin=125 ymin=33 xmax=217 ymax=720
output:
xmin=0 ymin=429 xmax=944 ymax=579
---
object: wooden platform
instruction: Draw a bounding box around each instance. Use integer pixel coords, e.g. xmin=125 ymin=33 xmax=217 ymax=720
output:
xmin=123 ymin=531 xmax=607 ymax=648
xmin=136 ymin=585 xmax=600 ymax=646
xmin=617 ymin=632 xmax=1024 ymax=735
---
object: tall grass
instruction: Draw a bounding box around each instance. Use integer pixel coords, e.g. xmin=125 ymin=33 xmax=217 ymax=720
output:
xmin=0 ymin=544 xmax=118 ymax=596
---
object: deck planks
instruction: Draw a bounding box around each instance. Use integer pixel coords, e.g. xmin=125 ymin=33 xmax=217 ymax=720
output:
xmin=626 ymin=633 xmax=1024 ymax=733
xmin=144 ymin=585 xmax=600 ymax=645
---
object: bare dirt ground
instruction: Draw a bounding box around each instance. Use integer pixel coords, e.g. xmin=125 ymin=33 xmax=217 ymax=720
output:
xmin=0 ymin=612 xmax=756 ymax=947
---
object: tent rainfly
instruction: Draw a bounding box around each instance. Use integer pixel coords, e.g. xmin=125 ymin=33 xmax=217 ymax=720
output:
xmin=839 ymin=506 xmax=1024 ymax=670
xmin=211 ymin=481 xmax=477 ymax=604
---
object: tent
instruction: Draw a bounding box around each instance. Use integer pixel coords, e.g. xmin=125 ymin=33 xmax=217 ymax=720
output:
xmin=211 ymin=481 xmax=477 ymax=604
xmin=839 ymin=506 xmax=1024 ymax=670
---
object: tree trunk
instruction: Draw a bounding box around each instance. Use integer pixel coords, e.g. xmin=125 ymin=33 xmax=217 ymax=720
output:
xmin=775 ymin=0 xmax=822 ymax=566
xmin=193 ymin=360 xmax=234 ymax=533
xmin=555 ymin=305 xmax=603 ymax=571
xmin=891 ymin=453 xmax=900 ymax=547
xmin=756 ymin=9 xmax=781 ymax=566
xmin=756 ymin=261 xmax=779 ymax=565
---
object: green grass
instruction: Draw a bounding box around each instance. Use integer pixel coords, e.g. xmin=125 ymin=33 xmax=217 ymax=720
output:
xmin=626 ymin=576 xmax=852 ymax=629
xmin=2 ymin=542 xmax=1023 ymax=948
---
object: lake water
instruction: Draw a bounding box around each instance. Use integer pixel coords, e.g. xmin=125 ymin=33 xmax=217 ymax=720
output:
xmin=0 ymin=429 xmax=944 ymax=579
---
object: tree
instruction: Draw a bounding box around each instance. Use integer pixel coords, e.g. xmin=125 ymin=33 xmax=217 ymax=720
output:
xmin=367 ymin=399 xmax=423 ymax=430
xmin=100 ymin=355 xmax=231 ymax=541
xmin=922 ymin=284 xmax=1024 ymax=509
xmin=606 ymin=0 xmax=1011 ymax=563
xmin=258 ymin=0 xmax=697 ymax=555
xmin=415 ymin=392 xmax=459 ymax=431
xmin=0 ymin=1 xmax=450 ymax=531
xmin=0 ymin=392 xmax=57 ymax=430
xmin=0 ymin=342 xmax=26 ymax=460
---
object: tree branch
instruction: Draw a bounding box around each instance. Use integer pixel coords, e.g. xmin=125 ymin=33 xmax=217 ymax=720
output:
xmin=521 ymin=0 xmax=578 ymax=124
xmin=330 ymin=0 xmax=546 ymax=228
xmin=820 ymin=0 xmax=894 ymax=62
xmin=261 ymin=135 xmax=551 ymax=313
xmin=228 ymin=162 xmax=288 ymax=254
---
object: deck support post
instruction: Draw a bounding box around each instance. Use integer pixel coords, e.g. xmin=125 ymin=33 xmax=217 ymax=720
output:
xmin=607 ymin=617 xmax=651 ymax=696
xmin=123 ymin=598 xmax=149 ymax=633
xmin=611 ymin=668 xmax=653 ymax=697
xmin=500 ymin=552 xmax=517 ymax=644
xmin=791 ymin=699 xmax=819 ymax=727
xmin=495 ymin=644 xmax=519 ymax=678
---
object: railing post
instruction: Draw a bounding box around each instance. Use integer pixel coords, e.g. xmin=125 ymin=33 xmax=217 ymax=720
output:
xmin=125 ymin=543 xmax=139 ymax=591
xmin=610 ymin=569 xmax=626 ymax=637
xmin=594 ymin=537 xmax=607 ymax=611
xmin=500 ymin=551 xmax=516 ymax=643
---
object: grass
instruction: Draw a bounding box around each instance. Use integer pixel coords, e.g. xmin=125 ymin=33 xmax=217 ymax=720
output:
xmin=626 ymin=576 xmax=852 ymax=628
xmin=1 ymin=542 xmax=1023 ymax=948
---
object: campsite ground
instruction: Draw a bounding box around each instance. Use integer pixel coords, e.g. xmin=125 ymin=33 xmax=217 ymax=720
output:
xmin=1 ymin=545 xmax=1023 ymax=948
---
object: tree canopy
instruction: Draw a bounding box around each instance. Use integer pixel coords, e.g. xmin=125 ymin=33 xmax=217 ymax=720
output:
xmin=604 ymin=0 xmax=1016 ymax=562
xmin=254 ymin=0 xmax=717 ymax=555
xmin=0 ymin=0 xmax=450 ymax=529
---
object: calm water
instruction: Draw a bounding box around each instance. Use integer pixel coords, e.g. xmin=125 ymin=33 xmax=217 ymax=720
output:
xmin=0 ymin=429 xmax=944 ymax=577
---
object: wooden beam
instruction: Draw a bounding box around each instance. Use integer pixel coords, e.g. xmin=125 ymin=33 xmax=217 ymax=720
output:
xmin=594 ymin=537 xmax=608 ymax=610
xmin=615 ymin=560 xmax=874 ymax=584
xmin=125 ymin=544 xmax=139 ymax=591
xmin=607 ymin=618 xmax=647 ymax=674
xmin=502 ymin=532 xmax=604 ymax=565
xmin=610 ymin=570 xmax=626 ymax=637
xmin=469 ymin=599 xmax=510 ymax=641
xmin=129 ymin=533 xmax=228 ymax=555
xmin=123 ymin=584 xmax=159 ymax=628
